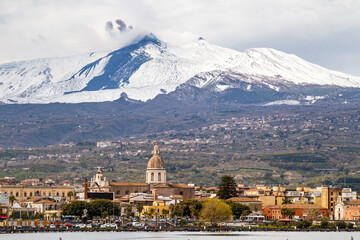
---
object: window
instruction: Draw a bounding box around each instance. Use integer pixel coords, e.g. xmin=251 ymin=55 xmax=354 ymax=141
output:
xmin=134 ymin=190 xmax=138 ymax=193
xmin=331 ymin=197 xmax=333 ymax=201
xmin=49 ymin=192 xmax=51 ymax=196
xmin=24 ymin=192 xmax=27 ymax=197
xmin=151 ymin=172 xmax=154 ymax=181
xmin=125 ymin=190 xmax=129 ymax=195
xmin=179 ymin=191 xmax=183 ymax=195
xmin=16 ymin=192 xmax=19 ymax=197
xmin=116 ymin=190 xmax=121 ymax=195
xmin=331 ymin=192 xmax=333 ymax=195
xmin=30 ymin=192 xmax=33 ymax=197
xmin=158 ymin=172 xmax=161 ymax=181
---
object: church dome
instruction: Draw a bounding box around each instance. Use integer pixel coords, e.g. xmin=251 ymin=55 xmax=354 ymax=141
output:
xmin=147 ymin=145 xmax=165 ymax=169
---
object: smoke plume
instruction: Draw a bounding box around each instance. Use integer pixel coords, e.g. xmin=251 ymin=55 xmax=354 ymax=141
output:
xmin=105 ymin=21 xmax=114 ymax=31
xmin=105 ymin=19 xmax=133 ymax=33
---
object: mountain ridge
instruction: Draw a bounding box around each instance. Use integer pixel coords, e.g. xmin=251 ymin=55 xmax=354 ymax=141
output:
xmin=0 ymin=34 xmax=359 ymax=104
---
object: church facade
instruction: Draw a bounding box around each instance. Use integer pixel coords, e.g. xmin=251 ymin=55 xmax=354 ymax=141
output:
xmin=89 ymin=145 xmax=195 ymax=199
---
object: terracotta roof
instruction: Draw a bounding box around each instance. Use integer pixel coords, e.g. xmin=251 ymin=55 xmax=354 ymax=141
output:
xmin=23 ymin=197 xmax=42 ymax=203
xmin=34 ymin=200 xmax=56 ymax=204
xmin=119 ymin=196 xmax=130 ymax=201
xmin=345 ymin=206 xmax=360 ymax=210
xmin=152 ymin=183 xmax=193 ymax=189
xmin=345 ymin=200 xmax=360 ymax=205
xmin=265 ymin=204 xmax=327 ymax=210
xmin=228 ymin=197 xmax=261 ymax=203
xmin=0 ymin=205 xmax=8 ymax=208
xmin=171 ymin=195 xmax=184 ymax=199
xmin=109 ymin=182 xmax=148 ymax=187
xmin=132 ymin=199 xmax=154 ymax=202
xmin=170 ymin=183 xmax=194 ymax=188
xmin=153 ymin=183 xmax=169 ymax=188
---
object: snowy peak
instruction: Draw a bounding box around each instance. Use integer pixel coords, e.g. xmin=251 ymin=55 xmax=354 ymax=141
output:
xmin=0 ymin=34 xmax=359 ymax=104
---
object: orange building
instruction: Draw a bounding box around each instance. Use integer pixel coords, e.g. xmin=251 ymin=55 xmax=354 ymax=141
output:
xmin=262 ymin=204 xmax=328 ymax=220
xmin=344 ymin=206 xmax=360 ymax=220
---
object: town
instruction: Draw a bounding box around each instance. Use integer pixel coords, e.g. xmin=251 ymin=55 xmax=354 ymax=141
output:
xmin=0 ymin=145 xmax=359 ymax=231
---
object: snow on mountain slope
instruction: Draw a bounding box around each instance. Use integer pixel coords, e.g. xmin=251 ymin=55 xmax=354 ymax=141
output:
xmin=0 ymin=34 xmax=359 ymax=104
xmin=0 ymin=51 xmax=110 ymax=103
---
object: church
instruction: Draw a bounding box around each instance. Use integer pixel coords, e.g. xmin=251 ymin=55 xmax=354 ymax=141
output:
xmin=89 ymin=145 xmax=195 ymax=199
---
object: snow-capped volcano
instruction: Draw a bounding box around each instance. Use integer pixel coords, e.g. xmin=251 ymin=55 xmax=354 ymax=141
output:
xmin=0 ymin=34 xmax=359 ymax=104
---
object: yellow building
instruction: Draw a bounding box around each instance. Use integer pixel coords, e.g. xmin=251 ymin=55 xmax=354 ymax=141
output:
xmin=320 ymin=187 xmax=342 ymax=219
xmin=0 ymin=185 xmax=74 ymax=203
xmin=258 ymin=195 xmax=284 ymax=207
xmin=44 ymin=210 xmax=62 ymax=221
xmin=142 ymin=200 xmax=170 ymax=218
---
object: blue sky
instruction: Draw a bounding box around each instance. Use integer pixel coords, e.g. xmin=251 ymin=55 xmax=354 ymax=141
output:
xmin=0 ymin=0 xmax=359 ymax=75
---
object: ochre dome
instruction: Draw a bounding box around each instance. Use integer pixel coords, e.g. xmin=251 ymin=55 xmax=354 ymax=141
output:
xmin=147 ymin=145 xmax=165 ymax=169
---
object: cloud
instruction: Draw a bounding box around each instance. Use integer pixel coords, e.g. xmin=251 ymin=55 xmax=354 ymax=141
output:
xmin=0 ymin=0 xmax=359 ymax=75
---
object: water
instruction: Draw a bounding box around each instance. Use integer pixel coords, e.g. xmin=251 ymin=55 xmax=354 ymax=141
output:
xmin=0 ymin=231 xmax=359 ymax=240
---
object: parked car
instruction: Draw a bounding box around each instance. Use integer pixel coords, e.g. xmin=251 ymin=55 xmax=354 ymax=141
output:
xmin=100 ymin=224 xmax=107 ymax=228
xmin=64 ymin=222 xmax=73 ymax=227
xmin=76 ymin=223 xmax=86 ymax=229
xmin=108 ymin=223 xmax=117 ymax=228
xmin=132 ymin=222 xmax=144 ymax=228
xmin=49 ymin=224 xmax=56 ymax=229
xmin=91 ymin=223 xmax=99 ymax=228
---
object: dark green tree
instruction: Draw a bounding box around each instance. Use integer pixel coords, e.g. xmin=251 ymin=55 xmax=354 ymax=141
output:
xmin=136 ymin=202 xmax=144 ymax=216
xmin=280 ymin=208 xmax=295 ymax=219
xmin=173 ymin=200 xmax=202 ymax=219
xmin=320 ymin=218 xmax=329 ymax=228
xmin=217 ymin=175 xmax=238 ymax=199
xmin=62 ymin=200 xmax=89 ymax=218
xmin=21 ymin=212 xmax=29 ymax=220
xmin=226 ymin=200 xmax=251 ymax=219
xmin=336 ymin=220 xmax=347 ymax=229
xmin=296 ymin=219 xmax=312 ymax=228
xmin=34 ymin=212 xmax=44 ymax=220
xmin=87 ymin=199 xmax=120 ymax=218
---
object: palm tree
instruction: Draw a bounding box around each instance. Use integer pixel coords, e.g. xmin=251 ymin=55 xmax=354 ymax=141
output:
xmin=148 ymin=208 xmax=155 ymax=220
xmin=162 ymin=209 xmax=169 ymax=219
xmin=136 ymin=203 xmax=144 ymax=218
xmin=9 ymin=195 xmax=16 ymax=207
xmin=51 ymin=212 xmax=58 ymax=221
xmin=169 ymin=204 xmax=176 ymax=224
xmin=67 ymin=191 xmax=74 ymax=201
xmin=126 ymin=205 xmax=132 ymax=218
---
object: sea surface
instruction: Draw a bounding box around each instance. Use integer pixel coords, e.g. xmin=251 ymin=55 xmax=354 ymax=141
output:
xmin=0 ymin=231 xmax=359 ymax=240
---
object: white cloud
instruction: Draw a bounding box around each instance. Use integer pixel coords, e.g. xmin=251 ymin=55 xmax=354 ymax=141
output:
xmin=0 ymin=0 xmax=359 ymax=74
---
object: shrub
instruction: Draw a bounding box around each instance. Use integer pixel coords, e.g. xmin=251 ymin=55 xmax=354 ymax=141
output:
xmin=336 ymin=221 xmax=347 ymax=229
